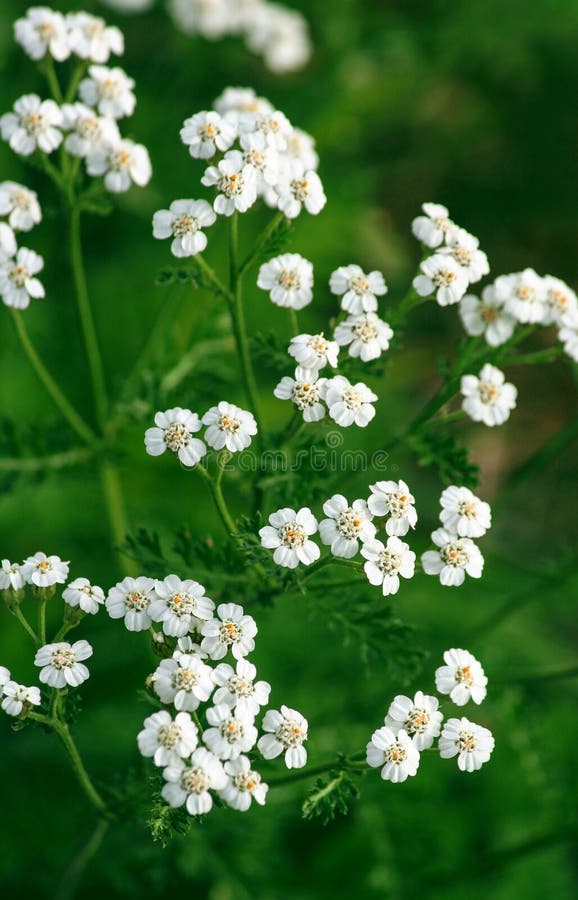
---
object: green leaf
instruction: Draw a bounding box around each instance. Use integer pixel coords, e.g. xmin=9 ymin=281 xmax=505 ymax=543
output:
xmin=409 ymin=427 xmax=480 ymax=488
xmin=302 ymin=769 xmax=360 ymax=824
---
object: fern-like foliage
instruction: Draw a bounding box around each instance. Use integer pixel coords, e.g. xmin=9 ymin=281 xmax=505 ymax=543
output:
xmin=302 ymin=769 xmax=361 ymax=824
xmin=409 ymin=426 xmax=480 ymax=488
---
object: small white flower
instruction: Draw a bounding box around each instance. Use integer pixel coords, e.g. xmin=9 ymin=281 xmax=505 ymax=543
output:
xmin=61 ymin=103 xmax=120 ymax=158
xmin=435 ymin=648 xmax=488 ymax=706
xmin=201 ymin=150 xmax=257 ymax=216
xmin=203 ymin=704 xmax=258 ymax=761
xmin=542 ymin=275 xmax=578 ymax=326
xmin=334 ymin=312 xmax=393 ymax=362
xmin=0 ymin=666 xmax=10 ymax=691
xmin=439 ymin=486 xmax=491 ymax=538
xmin=213 ymin=87 xmax=273 ymax=119
xmin=1 ymin=682 xmax=41 ymax=717
xmin=285 ymin=127 xmax=318 ymax=172
xmin=329 ymin=264 xmax=387 ymax=314
xmin=440 ymin=228 xmax=489 ymax=284
xmin=324 ymin=376 xmax=377 ymax=428
xmin=238 ymin=108 xmax=292 ymax=152
xmin=79 ymin=65 xmax=136 ymax=119
xmin=137 ymin=710 xmax=198 ymax=767
xmin=275 ymin=161 xmax=326 ymax=219
xmin=34 ymin=640 xmax=92 ymax=688
xmin=145 ymin=407 xmax=206 ymax=467
xmin=152 ymin=199 xmax=216 ymax=258
xmin=212 ymin=659 xmax=271 ymax=718
xmin=22 ymin=551 xmax=69 ymax=587
xmin=200 ymin=603 xmax=257 ymax=661
xmin=0 ymin=223 xmax=16 ymax=262
xmin=288 ymin=333 xmax=339 ymax=371
xmin=241 ymin=135 xmax=280 ymax=192
xmin=153 ymin=652 xmax=214 ymax=710
xmin=105 ymin=575 xmax=156 ymax=631
xmin=1 ymin=94 xmax=63 ymax=157
xmin=258 ymin=705 xmax=308 ymax=768
xmin=169 ymin=0 xmax=233 ymax=40
xmin=0 ymin=247 xmax=45 ymax=310
xmin=439 ymin=717 xmax=494 ymax=772
xmin=385 ymin=692 xmax=443 ymax=750
xmin=63 ymin=577 xmax=105 ymax=615
xmin=461 ymin=363 xmax=517 ymax=427
xmin=162 ymin=747 xmax=227 ymax=815
xmin=246 ymin=5 xmax=311 ymax=74
xmin=87 ymin=138 xmax=152 ymax=193
xmin=257 ymin=253 xmax=314 ymax=310
xmin=459 ymin=287 xmax=516 ymax=347
xmin=421 ymin=528 xmax=484 ymax=587
xmin=149 ymin=574 xmax=214 ymax=638
xmin=0 ymin=181 xmax=42 ymax=232
xmin=411 ymin=202 xmax=457 ymax=248
xmin=319 ymin=494 xmax=376 ymax=559
xmin=413 ymin=254 xmax=469 ymax=306
xmin=14 ymin=8 xmax=71 ymax=62
xmin=274 ymin=367 xmax=327 ymax=423
xmin=259 ymin=507 xmax=320 ymax=569
xmin=367 ymin=480 xmax=417 ymax=537
xmin=180 ymin=110 xmax=236 ymax=159
xmin=559 ymin=309 xmax=578 ymax=363
xmin=67 ymin=12 xmax=124 ymax=63
xmin=361 ymin=536 xmax=416 ymax=596
xmin=493 ymin=268 xmax=547 ymax=324
xmin=219 ymin=755 xmax=269 ymax=811
xmin=366 ymin=726 xmax=420 ymax=783
xmin=0 ymin=559 xmax=25 ymax=591
xmin=202 ymin=401 xmax=257 ymax=452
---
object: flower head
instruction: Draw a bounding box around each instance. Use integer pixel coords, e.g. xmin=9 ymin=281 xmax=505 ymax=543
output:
xmin=219 ymin=755 xmax=269 ymax=811
xmin=440 ymin=227 xmax=489 ymax=284
xmin=0 ymin=247 xmax=45 ymax=310
xmin=180 ymin=110 xmax=237 ymax=159
xmin=542 ymin=275 xmax=578 ymax=326
xmin=67 ymin=12 xmax=124 ymax=63
xmin=200 ymin=603 xmax=257 ymax=660
xmin=459 ymin=287 xmax=515 ymax=347
xmin=106 ymin=575 xmax=156 ymax=631
xmin=324 ymin=376 xmax=377 ymax=428
xmin=288 ymin=332 xmax=339 ymax=371
xmin=212 ymin=658 xmax=271 ymax=718
xmin=421 ymin=528 xmax=484 ymax=586
xmin=1 ymin=94 xmax=63 ymax=157
xmin=15 ymin=8 xmax=71 ymax=62
xmin=275 ymin=161 xmax=326 ymax=219
xmin=149 ymin=574 xmax=214 ymax=638
xmin=201 ymin=150 xmax=257 ymax=216
xmin=461 ymin=364 xmax=517 ymax=427
xmin=162 ymin=747 xmax=227 ymax=815
xmin=439 ymin=717 xmax=494 ymax=772
xmin=385 ymin=691 xmax=443 ymax=750
xmin=413 ymin=254 xmax=469 ymax=306
xmin=439 ymin=485 xmax=491 ymax=538
xmin=330 ymin=265 xmax=387 ymax=314
xmin=361 ymin=536 xmax=416 ymax=596
xmin=79 ymin=65 xmax=136 ymax=118
xmin=0 ymin=559 xmax=25 ymax=591
xmin=203 ymin=704 xmax=258 ymax=760
xmin=319 ymin=494 xmax=376 ymax=559
xmin=367 ymin=479 xmax=417 ymax=537
xmin=153 ymin=652 xmax=214 ymax=710
xmin=153 ymin=199 xmax=216 ymax=257
xmin=257 ymin=253 xmax=314 ymax=309
xmin=145 ymin=407 xmax=206 ymax=467
xmin=494 ymin=268 xmax=547 ymax=324
xmin=411 ymin=202 xmax=457 ymax=248
xmin=34 ymin=640 xmax=92 ymax=688
xmin=87 ymin=137 xmax=152 ymax=193
xmin=259 ymin=507 xmax=320 ymax=569
xmin=258 ymin=705 xmax=308 ymax=768
xmin=61 ymin=102 xmax=120 ymax=158
xmin=366 ymin=726 xmax=420 ymax=783
xmin=202 ymin=401 xmax=257 ymax=452
xmin=1 ymin=682 xmax=41 ymax=717
xmin=559 ymin=309 xmax=578 ymax=363
xmin=0 ymin=181 xmax=41 ymax=232
xmin=22 ymin=552 xmax=69 ymax=587
xmin=63 ymin=577 xmax=105 ymax=615
xmin=435 ymin=648 xmax=487 ymax=706
xmin=274 ymin=367 xmax=327 ymax=422
xmin=137 ymin=710 xmax=198 ymax=767
xmin=334 ymin=312 xmax=393 ymax=362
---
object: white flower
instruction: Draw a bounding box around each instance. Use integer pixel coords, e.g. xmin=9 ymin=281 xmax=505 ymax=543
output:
xmin=149 ymin=574 xmax=214 ymax=638
xmin=440 ymin=228 xmax=489 ymax=284
xmin=200 ymin=603 xmax=257 ymax=661
xmin=219 ymin=755 xmax=269 ymax=811
xmin=14 ymin=8 xmax=71 ymax=62
xmin=213 ymin=87 xmax=273 ymax=119
xmin=34 ymin=640 xmax=92 ymax=688
xmin=1 ymin=95 xmax=63 ymax=157
xmin=105 ymin=575 xmax=156 ymax=631
xmin=439 ymin=717 xmax=494 ymax=772
xmin=257 ymin=253 xmax=313 ymax=310
xmin=411 ymin=202 xmax=457 ymax=248
xmin=493 ymin=268 xmax=547 ymax=324
xmin=1 ymin=682 xmax=41 ymax=717
xmin=0 ymin=247 xmax=45 ymax=310
xmin=329 ymin=265 xmax=387 ymax=314
xmin=324 ymin=376 xmax=377 ymax=427
xmin=334 ymin=312 xmax=393 ymax=362
xmin=67 ymin=12 xmax=124 ymax=63
xmin=461 ymin=363 xmax=517 ymax=427
xmin=288 ymin=333 xmax=339 ymax=371
xmin=459 ymin=287 xmax=516 ymax=347
xmin=413 ymin=254 xmax=469 ymax=306
xmin=22 ymin=551 xmax=69 ymax=587
xmin=241 ymin=135 xmax=280 ymax=192
xmin=61 ymin=103 xmax=120 ymax=158
xmin=0 ymin=666 xmax=10 ymax=691
xmin=366 ymin=726 xmax=420 ymax=783
xmin=439 ymin=486 xmax=491 ymax=538
xmin=137 ymin=710 xmax=198 ymax=766
xmin=238 ymin=108 xmax=292 ymax=152
xmin=0 ymin=559 xmax=25 ymax=591
xmin=144 ymin=407 xmax=207 ymax=468
xmin=285 ymin=128 xmax=318 ymax=171
xmin=169 ymin=0 xmax=233 ymax=39
xmin=152 ymin=199 xmax=216 ymax=258
xmin=202 ymin=401 xmax=257 ymax=452
xmin=153 ymin=652 xmax=214 ymax=710
xmin=559 ymin=309 xmax=578 ymax=363
xmin=162 ymin=747 xmax=227 ymax=815
xmin=258 ymin=705 xmax=308 ymax=768
xmin=319 ymin=494 xmax=376 ymax=559
xmin=435 ymin=648 xmax=488 ymax=706
xmin=245 ymin=5 xmax=311 ymax=74
xmin=212 ymin=659 xmax=271 ymax=718
xmin=174 ymin=636 xmax=207 ymax=659
xmin=79 ymin=65 xmax=136 ymax=119
xmin=385 ymin=692 xmax=443 ymax=750
xmin=87 ymin=138 xmax=152 ymax=193
xmin=259 ymin=507 xmax=320 ymax=569
xmin=367 ymin=479 xmax=417 ymax=537
xmin=180 ymin=110 xmax=236 ymax=159
xmin=201 ymin=150 xmax=257 ymax=216
xmin=542 ymin=275 xmax=578 ymax=326
xmin=274 ymin=367 xmax=327 ymax=422
xmin=63 ymin=577 xmax=105 ymax=615
xmin=0 ymin=181 xmax=41 ymax=232
xmin=0 ymin=223 xmax=16 ymax=263
xmin=421 ymin=528 xmax=484 ymax=587
xmin=203 ymin=704 xmax=258 ymax=760
xmin=275 ymin=161 xmax=326 ymax=219
xmin=361 ymin=536 xmax=415 ymax=596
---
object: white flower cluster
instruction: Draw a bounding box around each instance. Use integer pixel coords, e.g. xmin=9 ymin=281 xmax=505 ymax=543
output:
xmin=2 ymin=9 xmax=152 ymax=195
xmin=421 ymin=485 xmax=490 ymax=587
xmin=0 ymin=181 xmax=44 ymax=310
xmin=144 ymin=402 xmax=258 ymax=468
xmin=366 ymin=648 xmax=493 ymax=783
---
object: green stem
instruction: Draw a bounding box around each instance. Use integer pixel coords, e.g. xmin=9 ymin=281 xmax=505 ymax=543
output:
xmin=501 ymin=347 xmax=562 ymax=367
xmin=268 ymin=753 xmax=366 ymax=787
xmin=196 ymin=462 xmax=237 ymax=535
xmin=99 ymin=462 xmax=133 ymax=568
xmin=289 ymin=307 xmax=299 ymax=337
xmin=53 ymin=720 xmax=108 ymax=814
xmin=38 ymin=598 xmax=47 ymax=645
xmin=303 ymin=557 xmax=363 ymax=581
xmin=195 ymin=253 xmax=233 ymax=302
xmin=55 ymin=818 xmax=109 ymax=900
xmin=64 ymin=61 xmax=88 ymax=104
xmin=11 ymin=605 xmax=40 ymax=645
xmin=41 ymin=57 xmax=64 ymax=103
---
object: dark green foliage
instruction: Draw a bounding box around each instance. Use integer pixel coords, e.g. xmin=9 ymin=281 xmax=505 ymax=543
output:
xmin=409 ymin=426 xmax=480 ymax=487
xmin=302 ymin=769 xmax=361 ymax=825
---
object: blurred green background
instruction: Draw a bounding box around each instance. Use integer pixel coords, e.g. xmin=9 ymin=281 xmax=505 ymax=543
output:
xmin=1 ymin=0 xmax=577 ymax=897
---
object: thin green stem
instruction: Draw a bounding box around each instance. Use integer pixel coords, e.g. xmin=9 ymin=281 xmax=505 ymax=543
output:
xmin=40 ymin=57 xmax=64 ymax=103
xmin=52 ymin=720 xmax=108 ymax=814
xmin=268 ymin=753 xmax=367 ymax=787
xmin=195 ymin=253 xmax=233 ymax=302
xmin=55 ymin=818 xmax=109 ymax=900
xmin=303 ymin=557 xmax=363 ymax=581
xmin=289 ymin=307 xmax=299 ymax=337
xmin=38 ymin=598 xmax=47 ymax=645
xmin=64 ymin=61 xmax=88 ymax=104
xmin=11 ymin=605 xmax=40 ymax=645
xmin=501 ymin=347 xmax=562 ymax=367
